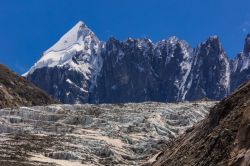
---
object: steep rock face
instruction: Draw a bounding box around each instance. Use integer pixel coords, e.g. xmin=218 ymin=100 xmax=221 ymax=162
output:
xmin=150 ymin=37 xmax=193 ymax=102
xmin=184 ymin=36 xmax=230 ymax=100
xmin=153 ymin=80 xmax=250 ymax=166
xmin=231 ymin=34 xmax=250 ymax=92
xmin=92 ymin=37 xmax=193 ymax=103
xmin=0 ymin=64 xmax=56 ymax=108
xmin=26 ymin=65 xmax=89 ymax=103
xmin=91 ymin=38 xmax=156 ymax=103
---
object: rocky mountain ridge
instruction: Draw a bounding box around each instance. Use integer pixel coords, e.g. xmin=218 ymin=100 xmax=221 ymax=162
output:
xmin=24 ymin=21 xmax=250 ymax=104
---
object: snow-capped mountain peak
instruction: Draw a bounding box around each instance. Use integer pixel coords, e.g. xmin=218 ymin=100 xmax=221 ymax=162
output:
xmin=23 ymin=21 xmax=102 ymax=76
xmin=45 ymin=21 xmax=98 ymax=54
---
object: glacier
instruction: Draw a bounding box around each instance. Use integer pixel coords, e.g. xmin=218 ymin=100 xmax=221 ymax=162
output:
xmin=0 ymin=101 xmax=215 ymax=166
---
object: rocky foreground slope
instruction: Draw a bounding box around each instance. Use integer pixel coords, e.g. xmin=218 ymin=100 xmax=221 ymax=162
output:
xmin=0 ymin=101 xmax=215 ymax=166
xmin=153 ymin=80 xmax=250 ymax=166
xmin=0 ymin=64 xmax=57 ymax=109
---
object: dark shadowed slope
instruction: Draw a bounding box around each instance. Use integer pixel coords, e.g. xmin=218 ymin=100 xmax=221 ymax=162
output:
xmin=0 ymin=64 xmax=57 ymax=108
xmin=153 ymin=80 xmax=250 ymax=166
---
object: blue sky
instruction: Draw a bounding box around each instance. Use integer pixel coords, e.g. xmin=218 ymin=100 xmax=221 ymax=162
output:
xmin=0 ymin=0 xmax=250 ymax=74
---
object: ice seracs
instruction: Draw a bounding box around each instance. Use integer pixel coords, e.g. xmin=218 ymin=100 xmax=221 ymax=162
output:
xmin=0 ymin=101 xmax=216 ymax=165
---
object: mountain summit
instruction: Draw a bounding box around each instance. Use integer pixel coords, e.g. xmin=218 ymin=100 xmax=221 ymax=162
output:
xmin=44 ymin=21 xmax=99 ymax=53
xmin=24 ymin=21 xmax=250 ymax=104
xmin=24 ymin=21 xmax=102 ymax=76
